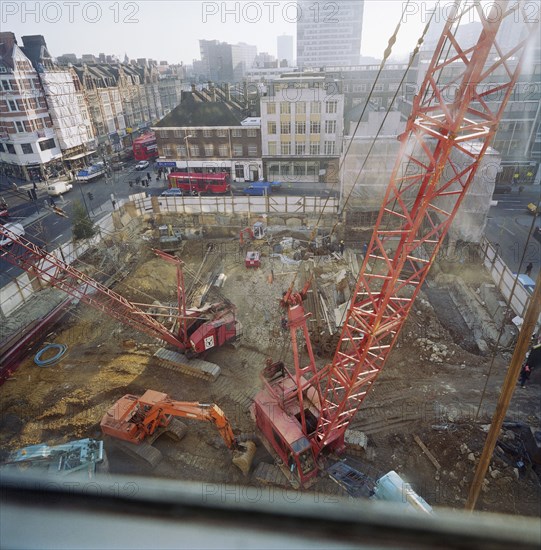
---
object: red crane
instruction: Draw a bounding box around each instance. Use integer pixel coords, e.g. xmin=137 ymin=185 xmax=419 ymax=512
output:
xmin=253 ymin=0 xmax=540 ymax=487
xmin=0 ymin=228 xmax=238 ymax=356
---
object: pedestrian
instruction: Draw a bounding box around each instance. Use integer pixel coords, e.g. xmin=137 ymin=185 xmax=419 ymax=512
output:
xmin=524 ymin=337 xmax=541 ymax=370
xmin=339 ymin=240 xmax=345 ymax=255
xmin=111 ymin=199 xmax=116 ymax=210
xmin=147 ymin=172 xmax=151 ymax=181
xmin=525 ymin=262 xmax=533 ymax=277
xmin=49 ymin=196 xmax=56 ymax=207
xmin=519 ymin=364 xmax=531 ymax=388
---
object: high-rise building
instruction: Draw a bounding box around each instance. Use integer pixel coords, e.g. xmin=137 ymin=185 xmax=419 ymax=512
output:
xmin=296 ymin=0 xmax=364 ymax=68
xmin=231 ymin=43 xmax=257 ymax=81
xmin=277 ymin=35 xmax=293 ymax=66
xmin=199 ymin=40 xmax=234 ymax=82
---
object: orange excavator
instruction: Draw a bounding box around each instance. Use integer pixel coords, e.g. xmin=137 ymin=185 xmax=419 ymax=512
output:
xmin=100 ymin=389 xmax=256 ymax=473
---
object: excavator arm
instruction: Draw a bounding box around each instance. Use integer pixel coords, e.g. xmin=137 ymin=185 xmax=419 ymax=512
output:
xmin=143 ymin=400 xmax=239 ymax=450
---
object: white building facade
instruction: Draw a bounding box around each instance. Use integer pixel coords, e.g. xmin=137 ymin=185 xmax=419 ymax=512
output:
xmin=260 ymin=73 xmax=344 ymax=185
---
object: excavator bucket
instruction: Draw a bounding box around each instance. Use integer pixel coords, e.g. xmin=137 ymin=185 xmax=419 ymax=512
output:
xmin=232 ymin=440 xmax=257 ymax=476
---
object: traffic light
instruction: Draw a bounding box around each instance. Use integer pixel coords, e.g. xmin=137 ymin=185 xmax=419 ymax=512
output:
xmin=87 ymin=192 xmax=94 ymax=201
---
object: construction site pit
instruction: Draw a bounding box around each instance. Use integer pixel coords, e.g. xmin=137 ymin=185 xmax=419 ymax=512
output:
xmin=1 ymin=217 xmax=540 ymax=518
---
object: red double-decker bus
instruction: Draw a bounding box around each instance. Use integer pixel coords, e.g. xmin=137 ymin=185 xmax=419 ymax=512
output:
xmin=132 ymin=132 xmax=158 ymax=161
xmin=168 ymin=172 xmax=231 ymax=195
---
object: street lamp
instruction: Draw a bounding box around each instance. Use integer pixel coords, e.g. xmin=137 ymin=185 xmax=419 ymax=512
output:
xmin=184 ymin=134 xmax=193 ymax=194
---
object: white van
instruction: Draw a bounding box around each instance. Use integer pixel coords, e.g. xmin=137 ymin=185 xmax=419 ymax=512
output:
xmin=0 ymin=222 xmax=25 ymax=247
xmin=47 ymin=182 xmax=73 ymax=196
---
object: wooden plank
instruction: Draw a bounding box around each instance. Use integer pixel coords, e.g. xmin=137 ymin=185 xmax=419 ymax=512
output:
xmin=413 ymin=435 xmax=441 ymax=470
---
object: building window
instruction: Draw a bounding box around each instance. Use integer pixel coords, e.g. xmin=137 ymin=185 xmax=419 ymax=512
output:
xmin=203 ymin=129 xmax=213 ymax=137
xmin=235 ymin=165 xmax=244 ymax=178
xmin=176 ymin=145 xmax=185 ymax=157
xmin=163 ymin=145 xmax=173 ymax=156
xmin=6 ymin=143 xmax=16 ymax=154
xmin=280 ymin=122 xmax=290 ymax=134
xmin=310 ymin=102 xmax=321 ymax=114
xmin=268 ymin=141 xmax=277 ymax=155
xmin=267 ymin=102 xmax=276 ymax=114
xmin=325 ymin=120 xmax=336 ymax=134
xmin=296 ymin=102 xmax=306 ymax=114
xmin=280 ymin=102 xmax=291 ymax=114
xmin=326 ymin=101 xmax=338 ymax=114
xmin=233 ymin=144 xmax=243 ymax=156
xmin=354 ymin=84 xmax=366 ymax=92
xmin=218 ymin=144 xmax=228 ymax=156
xmin=8 ymin=100 xmax=18 ymax=111
xmin=205 ymin=144 xmax=214 ymax=156
xmin=1 ymin=80 xmax=11 ymax=91
xmin=247 ymin=129 xmax=257 ymax=137
xmin=374 ymin=83 xmax=384 ymax=92
xmin=232 ymin=129 xmax=242 ymax=137
xmin=281 ymin=142 xmax=291 ymax=155
xmin=216 ymin=129 xmax=227 ymax=137
xmin=15 ymin=121 xmax=25 ymax=132
xmin=21 ymin=143 xmax=33 ymax=154
xmin=310 ymin=121 xmax=320 ymax=134
xmin=268 ymin=121 xmax=276 ymax=134
xmin=295 ymin=143 xmax=305 ymax=155
xmin=295 ymin=121 xmax=306 ymax=134
xmin=39 ymin=138 xmax=56 ymax=151
xmin=310 ymin=142 xmax=320 ymax=155
xmin=189 ymin=144 xmax=199 ymax=156
xmin=324 ymin=141 xmax=336 ymax=155
xmin=173 ymin=129 xmax=182 ymax=138
xmin=248 ymin=145 xmax=257 ymax=156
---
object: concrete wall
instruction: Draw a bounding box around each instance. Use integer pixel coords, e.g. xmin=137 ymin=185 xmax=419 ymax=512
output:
xmin=480 ymin=237 xmax=540 ymax=327
xmin=0 ymin=195 xmax=338 ymax=318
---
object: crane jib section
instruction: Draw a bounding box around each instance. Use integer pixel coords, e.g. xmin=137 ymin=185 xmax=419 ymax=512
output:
xmin=0 ymin=228 xmax=184 ymax=350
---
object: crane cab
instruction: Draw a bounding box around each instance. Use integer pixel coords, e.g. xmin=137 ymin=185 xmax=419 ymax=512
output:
xmin=253 ymin=361 xmax=320 ymax=487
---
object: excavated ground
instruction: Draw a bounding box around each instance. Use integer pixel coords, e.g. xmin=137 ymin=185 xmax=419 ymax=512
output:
xmin=1 ymin=234 xmax=539 ymax=518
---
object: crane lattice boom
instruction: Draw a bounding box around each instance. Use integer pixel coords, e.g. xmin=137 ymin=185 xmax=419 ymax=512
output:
xmin=313 ymin=0 xmax=539 ymax=451
xmin=0 ymin=227 xmax=184 ymax=349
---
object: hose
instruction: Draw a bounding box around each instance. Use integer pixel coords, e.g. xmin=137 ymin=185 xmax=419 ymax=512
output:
xmin=34 ymin=343 xmax=68 ymax=367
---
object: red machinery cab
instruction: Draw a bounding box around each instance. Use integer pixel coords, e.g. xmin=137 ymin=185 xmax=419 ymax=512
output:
xmin=188 ymin=312 xmax=240 ymax=356
xmin=101 ymin=390 xmax=171 ymax=443
xmin=245 ymin=251 xmax=260 ymax=268
xmin=252 ymin=361 xmax=320 ymax=487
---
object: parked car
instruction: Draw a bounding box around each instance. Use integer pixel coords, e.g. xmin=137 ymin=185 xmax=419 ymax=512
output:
xmin=160 ymin=188 xmax=183 ymax=197
xmin=0 ymin=222 xmax=25 ymax=247
xmin=244 ymin=182 xmax=273 ymax=196
xmin=135 ymin=160 xmax=150 ymax=171
xmin=47 ymin=182 xmax=73 ymax=196
xmin=527 ymin=201 xmax=540 ymax=216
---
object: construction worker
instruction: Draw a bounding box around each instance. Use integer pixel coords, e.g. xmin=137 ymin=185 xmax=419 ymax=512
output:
xmin=339 ymin=240 xmax=345 ymax=255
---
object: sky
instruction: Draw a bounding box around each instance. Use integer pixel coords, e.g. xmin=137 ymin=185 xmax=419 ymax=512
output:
xmin=2 ymin=0 xmax=439 ymax=64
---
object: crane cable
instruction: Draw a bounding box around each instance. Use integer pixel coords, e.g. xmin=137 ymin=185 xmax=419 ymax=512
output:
xmin=277 ymin=0 xmax=437 ymax=363
xmin=283 ymin=0 xmax=425 ymax=300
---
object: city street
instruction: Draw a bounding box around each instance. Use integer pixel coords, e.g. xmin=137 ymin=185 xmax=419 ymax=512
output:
xmin=0 ymin=161 xmax=171 ymax=286
xmin=485 ymin=185 xmax=541 ymax=279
